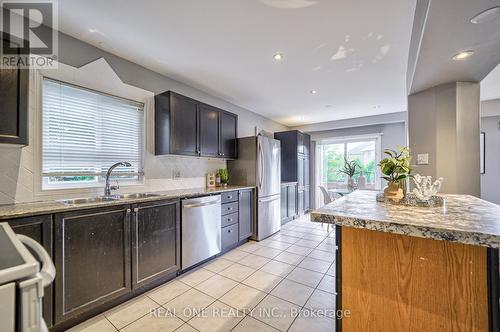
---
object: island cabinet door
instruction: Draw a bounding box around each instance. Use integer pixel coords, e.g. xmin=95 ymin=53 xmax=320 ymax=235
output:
xmin=131 ymin=199 xmax=180 ymax=289
xmin=54 ymin=206 xmax=132 ymax=324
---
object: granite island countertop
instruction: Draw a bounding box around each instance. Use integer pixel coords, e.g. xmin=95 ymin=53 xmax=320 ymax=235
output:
xmin=0 ymin=185 xmax=255 ymax=220
xmin=311 ymin=190 xmax=500 ymax=248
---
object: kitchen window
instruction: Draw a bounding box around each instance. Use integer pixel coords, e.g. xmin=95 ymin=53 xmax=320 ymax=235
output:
xmin=317 ymin=137 xmax=381 ymax=191
xmin=41 ymin=78 xmax=144 ymax=189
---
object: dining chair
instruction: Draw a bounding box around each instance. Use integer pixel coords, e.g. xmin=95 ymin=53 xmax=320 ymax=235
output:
xmin=319 ymin=186 xmax=333 ymax=205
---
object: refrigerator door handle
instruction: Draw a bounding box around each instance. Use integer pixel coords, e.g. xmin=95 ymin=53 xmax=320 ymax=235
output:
xmin=258 ymin=141 xmax=264 ymax=190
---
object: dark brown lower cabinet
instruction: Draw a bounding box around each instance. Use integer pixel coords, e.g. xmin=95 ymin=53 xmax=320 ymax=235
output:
xmin=54 ymin=205 xmax=132 ymax=324
xmin=238 ymin=189 xmax=254 ymax=240
xmin=131 ymin=199 xmax=180 ymax=289
xmin=7 ymin=215 xmax=53 ymax=327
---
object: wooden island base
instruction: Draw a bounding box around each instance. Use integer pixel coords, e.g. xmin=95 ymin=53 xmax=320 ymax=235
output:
xmin=340 ymin=227 xmax=490 ymax=331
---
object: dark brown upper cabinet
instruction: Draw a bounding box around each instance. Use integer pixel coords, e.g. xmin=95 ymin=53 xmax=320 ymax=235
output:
xmin=220 ymin=111 xmax=238 ymax=158
xmin=155 ymin=91 xmax=238 ymax=158
xmin=199 ymin=103 xmax=220 ymax=157
xmin=0 ymin=35 xmax=29 ymax=145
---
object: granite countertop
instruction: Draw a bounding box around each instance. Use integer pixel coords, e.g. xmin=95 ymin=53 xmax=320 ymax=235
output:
xmin=311 ymin=190 xmax=500 ymax=248
xmin=0 ymin=185 xmax=255 ymax=220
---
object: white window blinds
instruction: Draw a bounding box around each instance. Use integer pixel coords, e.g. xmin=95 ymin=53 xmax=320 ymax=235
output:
xmin=42 ymin=78 xmax=144 ymax=187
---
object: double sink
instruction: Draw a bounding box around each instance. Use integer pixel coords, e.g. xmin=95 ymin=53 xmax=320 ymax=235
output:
xmin=59 ymin=193 xmax=160 ymax=205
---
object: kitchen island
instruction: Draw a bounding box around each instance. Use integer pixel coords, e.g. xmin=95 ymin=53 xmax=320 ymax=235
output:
xmin=311 ymin=190 xmax=500 ymax=332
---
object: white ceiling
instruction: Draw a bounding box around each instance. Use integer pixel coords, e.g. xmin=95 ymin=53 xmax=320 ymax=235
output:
xmin=55 ymin=0 xmax=416 ymax=126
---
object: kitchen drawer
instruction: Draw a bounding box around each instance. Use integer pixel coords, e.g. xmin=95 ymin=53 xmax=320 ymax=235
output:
xmin=221 ymin=224 xmax=238 ymax=250
xmin=221 ymin=202 xmax=238 ymax=216
xmin=221 ymin=191 xmax=238 ymax=204
xmin=221 ymin=212 xmax=238 ymax=228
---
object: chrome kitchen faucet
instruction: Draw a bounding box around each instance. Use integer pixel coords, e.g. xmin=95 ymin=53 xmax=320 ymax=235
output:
xmin=104 ymin=162 xmax=132 ymax=196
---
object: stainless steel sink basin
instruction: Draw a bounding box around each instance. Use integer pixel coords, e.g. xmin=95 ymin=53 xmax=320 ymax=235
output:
xmin=59 ymin=196 xmax=120 ymax=205
xmin=115 ymin=193 xmax=160 ymax=199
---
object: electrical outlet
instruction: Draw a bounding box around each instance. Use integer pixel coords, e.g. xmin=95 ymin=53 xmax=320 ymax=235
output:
xmin=417 ymin=153 xmax=429 ymax=165
xmin=172 ymin=170 xmax=181 ymax=179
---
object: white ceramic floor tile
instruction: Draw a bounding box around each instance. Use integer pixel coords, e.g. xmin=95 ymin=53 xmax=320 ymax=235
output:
xmin=251 ymin=295 xmax=300 ymax=332
xmin=304 ymin=289 xmax=336 ymax=318
xmin=242 ymin=270 xmax=283 ymax=292
xmin=232 ymin=316 xmax=280 ymax=332
xmin=163 ymin=288 xmax=216 ymax=322
xmin=178 ymin=268 xmax=216 ymax=287
xmin=187 ymin=300 xmax=245 ymax=332
xmin=66 ymin=315 xmax=116 ymax=332
xmin=219 ymin=284 xmax=266 ymax=312
xmin=194 ymin=274 xmax=238 ymax=298
xmin=238 ymin=253 xmax=271 ymax=269
xmin=286 ymin=266 xmax=324 ymax=288
xmin=221 ymin=249 xmax=250 ymax=262
xmin=270 ymin=279 xmax=314 ymax=306
xmin=298 ymin=257 xmax=332 ymax=274
xmin=317 ymin=275 xmax=336 ymax=294
xmin=203 ymin=258 xmax=234 ymax=273
xmin=326 ymin=263 xmax=336 ymax=277
xmin=288 ymin=309 xmax=335 ymax=332
xmin=105 ymin=296 xmax=160 ymax=329
xmin=273 ymin=251 xmax=305 ymax=265
xmin=252 ymin=246 xmax=283 ymax=259
xmin=175 ymin=323 xmax=198 ymax=332
xmin=120 ymin=312 xmax=184 ymax=332
xmin=274 ymin=235 xmax=300 ymax=244
xmin=294 ymin=239 xmax=321 ymax=249
xmin=237 ymin=241 xmax=263 ymax=253
xmin=148 ymin=280 xmax=192 ymax=305
xmin=218 ymin=263 xmax=256 ymax=282
xmin=285 ymin=244 xmax=313 ymax=256
xmin=260 ymin=260 xmax=294 ymax=277
xmin=308 ymin=249 xmax=335 ymax=263
xmin=260 ymin=240 xmax=292 ymax=250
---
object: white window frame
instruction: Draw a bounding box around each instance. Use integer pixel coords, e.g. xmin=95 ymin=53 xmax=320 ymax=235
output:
xmin=315 ymin=134 xmax=382 ymax=191
xmin=32 ymin=60 xmax=152 ymax=198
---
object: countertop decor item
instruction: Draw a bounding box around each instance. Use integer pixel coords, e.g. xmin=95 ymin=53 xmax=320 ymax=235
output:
xmin=206 ymin=173 xmax=216 ymax=188
xmin=376 ymin=192 xmax=444 ymax=207
xmin=412 ymin=174 xmax=443 ymax=201
xmin=339 ymin=158 xmax=359 ymax=191
xmin=218 ymin=168 xmax=229 ymax=187
xmin=378 ymin=146 xmax=412 ymax=201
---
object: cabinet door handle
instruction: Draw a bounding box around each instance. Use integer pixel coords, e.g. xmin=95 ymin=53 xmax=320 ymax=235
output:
xmin=126 ymin=208 xmax=131 ymax=214
xmin=227 ymin=218 xmax=232 ymax=222
xmin=228 ymin=229 xmax=233 ymax=233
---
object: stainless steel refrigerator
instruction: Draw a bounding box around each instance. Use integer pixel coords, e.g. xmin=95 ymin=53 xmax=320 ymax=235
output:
xmin=228 ymin=135 xmax=281 ymax=240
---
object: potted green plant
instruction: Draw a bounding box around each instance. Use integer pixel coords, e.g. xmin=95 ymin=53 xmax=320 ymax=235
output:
xmin=378 ymin=146 xmax=412 ymax=200
xmin=218 ymin=168 xmax=229 ymax=187
xmin=339 ymin=158 xmax=360 ymax=191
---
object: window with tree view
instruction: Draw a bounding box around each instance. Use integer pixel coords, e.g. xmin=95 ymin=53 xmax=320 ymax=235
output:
xmin=318 ymin=139 xmax=380 ymax=190
xmin=42 ymin=78 xmax=144 ymax=189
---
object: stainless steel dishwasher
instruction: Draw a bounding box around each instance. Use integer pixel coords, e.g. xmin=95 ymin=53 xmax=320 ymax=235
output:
xmin=181 ymin=195 xmax=221 ymax=270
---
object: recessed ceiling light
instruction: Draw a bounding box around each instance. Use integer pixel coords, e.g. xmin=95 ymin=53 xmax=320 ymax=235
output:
xmin=310 ymin=90 xmax=317 ymax=94
xmin=470 ymin=6 xmax=500 ymax=24
xmin=273 ymin=53 xmax=283 ymax=61
xmin=325 ymin=105 xmax=333 ymax=108
xmin=452 ymin=50 xmax=474 ymax=60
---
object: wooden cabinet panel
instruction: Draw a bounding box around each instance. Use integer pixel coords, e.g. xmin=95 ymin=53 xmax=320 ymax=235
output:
xmin=155 ymin=91 xmax=238 ymax=158
xmin=222 ymin=201 xmax=238 ymax=216
xmin=222 ymin=223 xmax=239 ymax=250
xmin=238 ymin=189 xmax=254 ymax=240
xmin=199 ymin=104 xmax=220 ymax=157
xmin=303 ymin=134 xmax=311 ymax=156
xmin=280 ymin=185 xmax=288 ymax=223
xmin=0 ymin=37 xmax=29 ymax=145
xmin=221 ymin=190 xmax=238 ymax=204
xmin=297 ymin=155 xmax=305 ymax=187
xmin=131 ymin=200 xmax=180 ymax=289
xmin=297 ymin=189 xmax=304 ymax=216
xmin=222 ymin=212 xmax=238 ymax=228
xmin=8 ymin=215 xmax=53 ymax=327
xmin=297 ymin=132 xmax=304 ymax=155
xmin=54 ymin=206 xmax=131 ymax=323
xmin=304 ymin=186 xmax=310 ymax=212
xmin=341 ymin=227 xmax=489 ymax=332
xmin=287 ymin=184 xmax=297 ymax=219
xmin=170 ymin=93 xmax=199 ymax=156
xmin=220 ymin=111 xmax=238 ymax=158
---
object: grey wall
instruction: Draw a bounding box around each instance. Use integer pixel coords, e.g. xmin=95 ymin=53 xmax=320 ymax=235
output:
xmin=481 ymin=115 xmax=500 ymax=204
xmin=408 ymin=82 xmax=480 ymax=196
xmin=309 ymin=122 xmax=407 ymax=153
xmin=56 ymin=32 xmax=287 ymax=137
